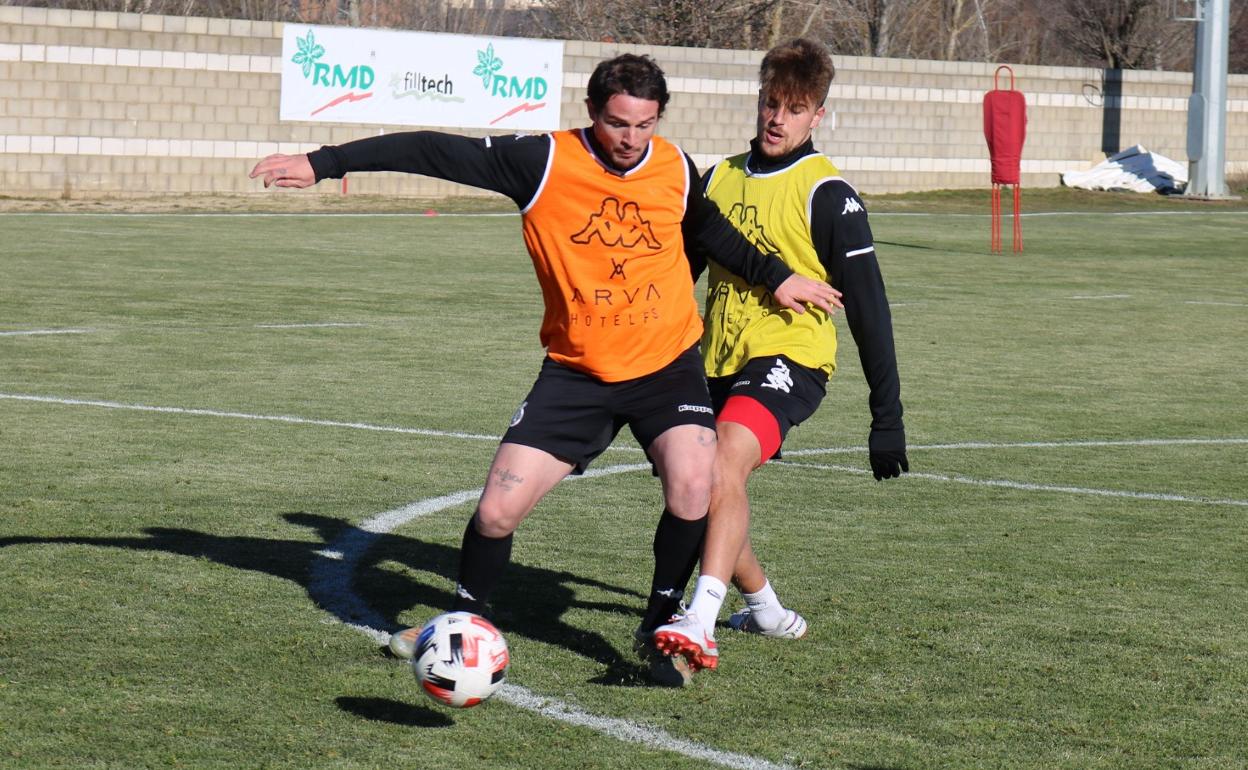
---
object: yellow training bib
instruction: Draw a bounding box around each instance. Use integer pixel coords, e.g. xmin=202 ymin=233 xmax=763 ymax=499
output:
xmin=702 ymin=152 xmax=842 ymax=378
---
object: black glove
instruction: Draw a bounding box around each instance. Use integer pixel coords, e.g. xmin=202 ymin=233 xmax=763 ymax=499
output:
xmin=868 ymin=427 xmax=909 ymax=481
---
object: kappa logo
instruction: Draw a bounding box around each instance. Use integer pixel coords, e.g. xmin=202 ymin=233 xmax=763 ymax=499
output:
xmin=655 ymin=588 xmax=682 ymax=598
xmin=727 ymin=202 xmax=780 ymax=257
xmin=761 ymin=358 xmax=793 ymax=393
xmin=842 ymin=197 xmax=865 ymax=215
xmin=571 ymin=197 xmax=661 ymax=249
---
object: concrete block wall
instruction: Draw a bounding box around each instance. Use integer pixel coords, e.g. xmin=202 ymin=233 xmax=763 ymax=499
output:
xmin=2 ymin=6 xmax=1246 ymax=199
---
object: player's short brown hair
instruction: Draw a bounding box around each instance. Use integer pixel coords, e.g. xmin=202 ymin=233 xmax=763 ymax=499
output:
xmin=759 ymin=38 xmax=835 ymax=108
xmin=587 ymin=54 xmax=671 ymax=116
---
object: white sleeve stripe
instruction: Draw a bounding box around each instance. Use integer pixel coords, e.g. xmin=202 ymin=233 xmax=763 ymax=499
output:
xmin=520 ymin=135 xmax=555 ymax=215
xmin=846 ymin=246 xmax=875 ymax=258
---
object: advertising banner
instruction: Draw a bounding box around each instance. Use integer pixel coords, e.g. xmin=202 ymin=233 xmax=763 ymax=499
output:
xmin=279 ymin=24 xmax=564 ymax=130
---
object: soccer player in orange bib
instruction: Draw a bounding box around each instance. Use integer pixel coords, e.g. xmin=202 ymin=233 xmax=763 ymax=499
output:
xmin=250 ymin=54 xmax=841 ymax=686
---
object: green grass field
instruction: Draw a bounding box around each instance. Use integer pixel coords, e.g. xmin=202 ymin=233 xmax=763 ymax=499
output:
xmin=2 ymin=196 xmax=1246 ymax=769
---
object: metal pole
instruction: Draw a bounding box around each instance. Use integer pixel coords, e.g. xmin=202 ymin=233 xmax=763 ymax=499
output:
xmin=1185 ymin=0 xmax=1232 ymax=198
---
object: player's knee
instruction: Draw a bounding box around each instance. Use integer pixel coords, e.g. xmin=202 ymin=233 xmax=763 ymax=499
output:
xmin=473 ymin=501 xmax=524 ymax=538
xmin=714 ymin=433 xmax=761 ymax=487
xmin=663 ymin=473 xmax=711 ymax=520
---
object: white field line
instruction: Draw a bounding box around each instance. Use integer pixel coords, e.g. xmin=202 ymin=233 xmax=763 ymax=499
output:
xmin=1184 ymin=300 xmax=1248 ymax=307
xmin=308 ymin=462 xmax=796 ymax=770
xmin=0 ymin=392 xmax=501 ymax=443
xmin=254 ymin=322 xmax=368 ymax=329
xmin=871 ymin=210 xmax=1248 ymax=218
xmin=497 ymin=686 xmax=794 ymax=770
xmin=9 ymin=392 xmax=1247 ymax=460
xmin=6 ymin=392 xmax=1246 ymax=491
xmin=0 ymin=328 xmax=92 ymax=336
xmin=785 ymin=437 xmax=1248 ymax=456
xmin=774 ymin=460 xmax=1248 ymax=507
xmin=1068 ymin=294 xmax=1131 ymax=300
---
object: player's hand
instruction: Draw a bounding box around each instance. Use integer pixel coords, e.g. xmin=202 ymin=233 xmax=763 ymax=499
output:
xmin=249 ymin=153 xmax=316 ymax=189
xmin=868 ymin=427 xmax=908 ymax=481
xmin=773 ymin=274 xmax=843 ymax=316
xmin=869 ymin=449 xmax=908 ymax=480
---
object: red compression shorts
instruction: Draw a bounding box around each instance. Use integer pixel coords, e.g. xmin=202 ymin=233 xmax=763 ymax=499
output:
xmin=717 ymin=395 xmax=782 ymax=464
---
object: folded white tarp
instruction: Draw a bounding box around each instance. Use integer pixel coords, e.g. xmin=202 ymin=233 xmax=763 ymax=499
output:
xmin=1061 ymin=145 xmax=1188 ymax=193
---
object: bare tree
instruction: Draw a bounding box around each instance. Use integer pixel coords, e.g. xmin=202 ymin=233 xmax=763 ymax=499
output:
xmin=1232 ymin=2 xmax=1248 ymax=74
xmin=809 ymin=0 xmax=910 ymax=57
xmin=1053 ymin=0 xmax=1187 ymax=69
xmin=935 ymin=0 xmax=979 ymax=59
xmin=8 ymin=0 xmax=1243 ymax=72
xmin=536 ymin=0 xmax=791 ymax=49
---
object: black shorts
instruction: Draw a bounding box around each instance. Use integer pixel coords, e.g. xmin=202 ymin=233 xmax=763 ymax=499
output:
xmin=503 ymin=345 xmax=717 ymax=473
xmin=707 ymin=355 xmax=827 ymax=458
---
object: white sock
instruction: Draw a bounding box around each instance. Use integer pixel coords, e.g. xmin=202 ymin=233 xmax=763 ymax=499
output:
xmin=687 ymin=575 xmax=728 ymax=636
xmin=742 ymin=580 xmax=786 ymax=630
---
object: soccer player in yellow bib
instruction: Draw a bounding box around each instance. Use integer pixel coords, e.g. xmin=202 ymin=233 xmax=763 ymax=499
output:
xmin=654 ymin=39 xmax=908 ymax=673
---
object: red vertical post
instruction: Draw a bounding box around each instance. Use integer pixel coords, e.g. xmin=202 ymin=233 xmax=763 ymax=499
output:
xmin=982 ymin=66 xmax=1027 ymax=253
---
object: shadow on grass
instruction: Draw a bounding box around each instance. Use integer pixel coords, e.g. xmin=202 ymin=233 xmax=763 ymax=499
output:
xmin=335 ymin=696 xmax=454 ymax=728
xmin=0 ymin=511 xmax=650 ymax=686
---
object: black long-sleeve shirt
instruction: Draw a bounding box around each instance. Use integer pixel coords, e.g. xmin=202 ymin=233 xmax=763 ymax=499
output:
xmin=307 ymin=130 xmax=795 ymax=294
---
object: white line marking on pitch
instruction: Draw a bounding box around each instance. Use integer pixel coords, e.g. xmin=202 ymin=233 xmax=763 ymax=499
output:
xmin=775 ymin=461 xmax=1248 ymax=507
xmin=308 ymin=463 xmax=796 ymax=770
xmin=0 ymin=393 xmax=500 ymax=442
xmin=871 ymin=210 xmax=1248 ymax=219
xmin=254 ymin=322 xmax=369 ymax=329
xmin=1184 ymin=300 xmax=1248 ymax=307
xmin=1068 ymin=294 xmax=1131 ymax=300
xmin=501 ymin=686 xmax=792 ymax=770
xmin=785 ymin=437 xmax=1248 ymax=456
xmin=0 ymin=329 xmax=92 ymax=336
xmin=8 ymin=393 xmax=1247 ymax=461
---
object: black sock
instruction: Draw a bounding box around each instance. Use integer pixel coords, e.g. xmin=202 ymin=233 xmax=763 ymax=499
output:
xmin=638 ymin=509 xmax=706 ymax=632
xmin=452 ymin=513 xmax=513 ymax=614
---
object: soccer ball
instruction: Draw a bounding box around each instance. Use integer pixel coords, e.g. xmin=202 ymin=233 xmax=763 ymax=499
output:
xmin=411 ymin=611 xmax=509 ymax=708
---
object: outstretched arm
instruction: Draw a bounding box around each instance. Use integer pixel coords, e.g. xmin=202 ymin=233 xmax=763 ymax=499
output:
xmin=249 ymin=131 xmax=550 ymax=207
xmin=813 ymin=180 xmax=907 ymax=480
